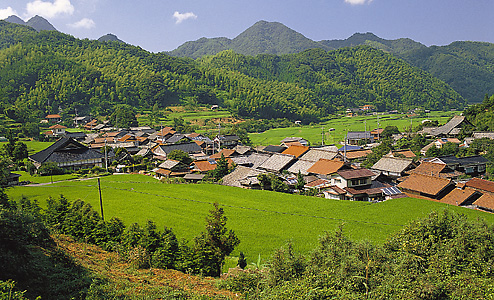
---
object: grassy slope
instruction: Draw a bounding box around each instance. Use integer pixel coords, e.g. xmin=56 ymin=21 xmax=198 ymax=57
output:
xmin=7 ymin=174 xmax=494 ymax=262
xmin=249 ymin=111 xmax=456 ymax=146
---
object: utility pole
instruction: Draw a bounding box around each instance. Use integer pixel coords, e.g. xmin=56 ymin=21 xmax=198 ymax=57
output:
xmin=104 ymin=138 xmax=108 ymax=172
xmin=98 ymin=178 xmax=104 ymax=221
xmin=321 ymin=127 xmax=324 ymax=146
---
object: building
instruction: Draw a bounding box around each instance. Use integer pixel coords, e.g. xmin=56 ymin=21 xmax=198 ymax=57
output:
xmin=29 ymin=137 xmax=105 ymax=170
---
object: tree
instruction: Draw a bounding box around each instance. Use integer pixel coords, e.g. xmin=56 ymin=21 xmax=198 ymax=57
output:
xmin=294 ymin=171 xmax=305 ymax=192
xmin=237 ymin=252 xmax=247 ymax=269
xmin=12 ymin=142 xmax=28 ymax=162
xmin=167 ymin=149 xmax=193 ymax=165
xmin=110 ymin=104 xmax=138 ymax=129
xmin=193 ymin=202 xmax=240 ymax=277
xmin=209 ymin=154 xmax=231 ymax=181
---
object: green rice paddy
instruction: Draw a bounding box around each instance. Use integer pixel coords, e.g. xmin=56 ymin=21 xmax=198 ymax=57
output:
xmin=7 ymin=174 xmax=494 ymax=261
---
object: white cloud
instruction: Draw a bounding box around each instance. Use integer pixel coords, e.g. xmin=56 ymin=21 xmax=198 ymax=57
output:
xmin=69 ymin=17 xmax=95 ymax=29
xmin=0 ymin=7 xmax=18 ymax=19
xmin=172 ymin=11 xmax=197 ymax=24
xmin=26 ymin=0 xmax=75 ymax=18
xmin=344 ymin=0 xmax=373 ymax=5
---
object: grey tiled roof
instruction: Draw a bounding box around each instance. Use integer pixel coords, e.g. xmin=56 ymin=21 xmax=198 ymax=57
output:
xmin=371 ymin=156 xmax=413 ymax=174
xmin=30 ymin=137 xmax=104 ymax=164
xmin=287 ymin=159 xmax=315 ymax=175
xmin=299 ymin=149 xmax=339 ymax=162
xmin=258 ymin=153 xmax=295 ymax=172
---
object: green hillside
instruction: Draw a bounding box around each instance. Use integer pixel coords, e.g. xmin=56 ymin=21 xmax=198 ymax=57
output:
xmin=7 ymin=175 xmax=494 ymax=260
xmin=0 ymin=20 xmax=466 ymax=125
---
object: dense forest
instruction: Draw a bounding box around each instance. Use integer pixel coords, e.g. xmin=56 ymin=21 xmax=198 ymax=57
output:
xmin=0 ymin=20 xmax=465 ymax=124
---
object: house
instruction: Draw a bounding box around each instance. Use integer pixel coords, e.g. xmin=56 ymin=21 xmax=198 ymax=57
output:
xmin=428 ymin=155 xmax=489 ymax=176
xmin=345 ymin=131 xmax=374 ymax=145
xmin=287 ymin=160 xmax=316 ymax=176
xmin=258 ymin=153 xmax=295 ymax=173
xmin=421 ymin=115 xmax=473 ymax=137
xmin=48 ymin=124 xmax=67 ymax=136
xmin=407 ymin=161 xmax=462 ymax=180
xmin=371 ymin=156 xmax=415 ymax=179
xmin=261 ymin=145 xmax=287 ymax=154
xmin=340 ymin=149 xmax=372 ymax=162
xmin=210 ymin=148 xmax=237 ymax=159
xmin=6 ymin=172 xmax=21 ymax=186
xmin=231 ymin=153 xmax=271 ymax=169
xmin=155 ymin=159 xmax=190 ymax=178
xmin=221 ymin=165 xmax=266 ymax=189
xmin=387 ymin=149 xmax=416 ymax=159
xmin=83 ymin=119 xmax=99 ymax=130
xmin=464 ymin=177 xmax=494 ymax=194
xmin=280 ymin=137 xmax=309 ymax=147
xmin=192 ymin=158 xmax=233 ymax=173
xmin=152 ymin=142 xmax=203 ymax=159
xmin=165 ymin=133 xmax=191 ymax=144
xmin=64 ymin=131 xmax=87 ymax=141
xmin=73 ymin=116 xmax=91 ymax=126
xmin=397 ymin=173 xmax=455 ymax=200
xmin=45 ymin=114 xmax=61 ymax=123
xmin=330 ymin=168 xmax=386 ymax=201
xmin=215 ymin=134 xmax=240 ymax=149
xmin=281 ymin=145 xmax=309 ymax=158
xmin=472 ymin=193 xmax=494 ymax=213
xmin=299 ymin=148 xmax=339 ymax=162
xmin=29 ymin=137 xmax=105 ymax=170
xmin=370 ymin=128 xmax=384 ymax=141
xmin=306 ymin=159 xmax=350 ymax=178
xmin=438 ymin=188 xmax=481 ymax=207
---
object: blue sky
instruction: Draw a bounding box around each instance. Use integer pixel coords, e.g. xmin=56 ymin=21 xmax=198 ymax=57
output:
xmin=1 ymin=0 xmax=493 ymax=53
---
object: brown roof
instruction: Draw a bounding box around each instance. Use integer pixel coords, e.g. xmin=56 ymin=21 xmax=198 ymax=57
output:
xmin=117 ymin=134 xmax=136 ymax=142
xmin=391 ymin=150 xmax=416 ymax=158
xmin=104 ymin=131 xmax=123 ymax=137
xmin=210 ymin=149 xmax=236 ymax=159
xmin=155 ymin=169 xmax=172 ymax=176
xmin=194 ymin=160 xmax=218 ymax=172
xmin=49 ymin=124 xmax=67 ymax=129
xmin=283 ymin=141 xmax=304 ymax=147
xmin=343 ymin=149 xmax=372 ymax=160
xmin=397 ymin=173 xmax=453 ymax=196
xmin=46 ymin=114 xmax=61 ymax=118
xmin=187 ymin=132 xmax=201 ymax=138
xmin=409 ymin=161 xmax=446 ymax=176
xmin=281 ymin=145 xmax=309 ymax=158
xmin=93 ymin=137 xmax=115 ymax=144
xmin=337 ymin=168 xmax=375 ymax=179
xmin=305 ymin=179 xmax=331 ymax=188
xmin=474 ymin=193 xmax=494 ymax=211
xmin=157 ymin=127 xmax=176 ymax=136
xmin=439 ymin=188 xmax=478 ymax=206
xmin=465 ymin=178 xmax=494 ymax=194
xmin=307 ymin=159 xmax=346 ymax=175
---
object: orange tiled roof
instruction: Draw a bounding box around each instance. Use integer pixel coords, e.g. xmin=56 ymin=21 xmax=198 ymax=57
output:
xmin=392 ymin=150 xmax=416 ymax=158
xmin=194 ymin=160 xmax=218 ymax=172
xmin=409 ymin=161 xmax=446 ymax=176
xmin=343 ymin=149 xmax=372 ymax=160
xmin=210 ymin=149 xmax=236 ymax=159
xmin=46 ymin=114 xmax=61 ymax=118
xmin=474 ymin=193 xmax=494 ymax=211
xmin=439 ymin=188 xmax=478 ymax=206
xmin=397 ymin=173 xmax=452 ymax=196
xmin=93 ymin=137 xmax=114 ymax=144
xmin=307 ymin=159 xmax=346 ymax=175
xmin=465 ymin=178 xmax=494 ymax=194
xmin=49 ymin=124 xmax=67 ymax=129
xmin=281 ymin=145 xmax=309 ymax=158
xmin=155 ymin=169 xmax=172 ymax=176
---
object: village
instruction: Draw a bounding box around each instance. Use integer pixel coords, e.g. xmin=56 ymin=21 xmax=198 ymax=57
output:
xmin=20 ymin=112 xmax=494 ymax=215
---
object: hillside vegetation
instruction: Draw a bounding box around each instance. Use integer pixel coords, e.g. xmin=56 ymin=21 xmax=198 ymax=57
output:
xmin=0 ymin=20 xmax=465 ymax=125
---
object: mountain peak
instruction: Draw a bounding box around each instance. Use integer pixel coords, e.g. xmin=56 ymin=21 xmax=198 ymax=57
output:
xmin=98 ymin=34 xmax=125 ymax=44
xmin=4 ymin=14 xmax=57 ymax=32
xmin=26 ymin=15 xmax=57 ymax=32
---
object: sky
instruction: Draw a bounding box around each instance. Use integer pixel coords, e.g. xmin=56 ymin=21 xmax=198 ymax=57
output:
xmin=0 ymin=0 xmax=493 ymax=53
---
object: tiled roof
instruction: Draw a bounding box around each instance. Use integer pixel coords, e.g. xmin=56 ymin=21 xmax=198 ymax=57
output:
xmin=158 ymin=160 xmax=182 ymax=170
xmin=210 ymin=149 xmax=236 ymax=159
xmin=29 ymin=137 xmax=104 ymax=164
xmin=284 ymin=141 xmax=304 ymax=147
xmin=390 ymin=150 xmax=416 ymax=158
xmin=221 ymin=166 xmax=265 ymax=188
xmin=281 ymin=145 xmax=309 ymax=158
xmin=343 ymin=149 xmax=372 ymax=160
xmin=194 ymin=160 xmax=218 ymax=172
xmin=46 ymin=114 xmax=61 ymax=118
xmin=258 ymin=153 xmax=295 ymax=172
xmin=241 ymin=153 xmax=271 ymax=169
xmin=474 ymin=193 xmax=494 ymax=211
xmin=465 ymin=178 xmax=494 ymax=193
xmin=49 ymin=124 xmax=66 ymax=129
xmin=408 ymin=161 xmax=461 ymax=178
xmin=307 ymin=159 xmax=346 ymax=175
xmin=155 ymin=142 xmax=203 ymax=155
xmin=287 ymin=159 xmax=315 ymax=175
xmin=439 ymin=188 xmax=478 ymax=206
xmin=371 ymin=156 xmax=413 ymax=174
xmin=262 ymin=145 xmax=287 ymax=153
xmin=337 ymin=168 xmax=375 ymax=179
xmin=305 ymin=179 xmax=331 ymax=188
xmin=397 ymin=173 xmax=453 ymax=196
xmin=299 ymin=149 xmax=339 ymax=162
xmin=425 ymin=116 xmax=468 ymax=136
xmin=155 ymin=169 xmax=172 ymax=176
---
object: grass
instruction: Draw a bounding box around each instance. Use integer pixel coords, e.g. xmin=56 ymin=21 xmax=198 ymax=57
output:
xmin=0 ymin=140 xmax=53 ymax=155
xmin=13 ymin=171 xmax=79 ymax=184
xmin=7 ymin=174 xmax=494 ymax=263
xmin=249 ymin=111 xmax=457 ymax=146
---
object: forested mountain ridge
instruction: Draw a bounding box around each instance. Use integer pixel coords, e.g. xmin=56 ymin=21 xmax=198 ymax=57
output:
xmin=4 ymin=15 xmax=57 ymax=32
xmin=400 ymin=41 xmax=494 ymax=103
xmin=0 ymin=20 xmax=465 ymax=124
xmin=169 ymin=20 xmax=494 ymax=103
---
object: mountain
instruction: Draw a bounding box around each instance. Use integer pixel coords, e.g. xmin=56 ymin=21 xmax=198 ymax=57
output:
xmin=4 ymin=15 xmax=25 ymax=25
xmin=168 ymin=21 xmax=425 ymax=59
xmin=4 ymin=15 xmax=57 ymax=32
xmin=98 ymin=33 xmax=125 ymax=43
xmin=170 ymin=20 xmax=494 ymax=103
xmin=400 ymin=41 xmax=494 ymax=103
xmin=0 ymin=20 xmax=467 ymax=124
xmin=320 ymin=32 xmax=426 ymax=55
xmin=168 ymin=20 xmax=331 ymax=59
